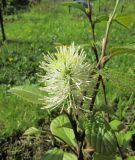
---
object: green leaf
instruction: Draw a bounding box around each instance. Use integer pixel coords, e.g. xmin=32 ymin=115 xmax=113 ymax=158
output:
xmin=114 ymin=15 xmax=134 ymax=28
xmin=109 ymin=120 xmax=123 ymax=131
xmin=9 ymin=85 xmax=48 ymax=104
xmin=63 ymin=2 xmax=86 ymax=13
xmin=129 ymin=130 xmax=135 ymax=135
xmin=43 ymin=148 xmax=63 ymax=160
xmin=94 ymin=15 xmax=109 ymax=24
xmin=50 ymin=115 xmax=77 ymax=147
xmin=43 ymin=148 xmax=77 ymax=160
xmin=127 ymin=156 xmax=135 ymax=160
xmin=93 ymin=153 xmax=115 ymax=160
xmin=23 ymin=127 xmax=41 ymax=136
xmin=115 ymin=157 xmax=122 ymax=160
xmin=85 ymin=116 xmax=117 ymax=154
xmin=94 ymin=15 xmax=134 ymax=29
xmin=63 ymin=152 xmax=77 ymax=160
xmin=109 ymin=46 xmax=135 ymax=58
xmin=116 ymin=132 xmax=132 ymax=148
xmin=58 ymin=122 xmax=72 ymax=129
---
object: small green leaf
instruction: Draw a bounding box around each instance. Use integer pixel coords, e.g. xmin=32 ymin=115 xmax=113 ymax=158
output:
xmin=9 ymin=85 xmax=48 ymax=104
xmin=85 ymin=116 xmax=117 ymax=154
xmin=23 ymin=127 xmax=41 ymax=136
xmin=93 ymin=153 xmax=115 ymax=160
xmin=114 ymin=15 xmax=134 ymax=28
xmin=50 ymin=115 xmax=77 ymax=147
xmin=44 ymin=148 xmax=63 ymax=160
xmin=43 ymin=148 xmax=77 ymax=160
xmin=94 ymin=14 xmax=134 ymax=29
xmin=109 ymin=46 xmax=135 ymax=58
xmin=63 ymin=2 xmax=86 ymax=13
xmin=94 ymin=15 xmax=109 ymax=24
xmin=63 ymin=152 xmax=77 ymax=160
xmin=127 ymin=156 xmax=135 ymax=160
xmin=58 ymin=122 xmax=72 ymax=129
xmin=115 ymin=157 xmax=122 ymax=160
xmin=109 ymin=120 xmax=123 ymax=131
xmin=128 ymin=130 xmax=135 ymax=135
xmin=116 ymin=132 xmax=132 ymax=148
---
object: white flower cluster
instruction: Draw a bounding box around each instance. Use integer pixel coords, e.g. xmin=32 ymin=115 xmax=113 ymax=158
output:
xmin=39 ymin=43 xmax=92 ymax=111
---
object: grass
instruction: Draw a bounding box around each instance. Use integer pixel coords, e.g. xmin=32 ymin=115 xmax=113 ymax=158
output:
xmin=0 ymin=86 xmax=47 ymax=137
xmin=0 ymin=0 xmax=135 ymax=138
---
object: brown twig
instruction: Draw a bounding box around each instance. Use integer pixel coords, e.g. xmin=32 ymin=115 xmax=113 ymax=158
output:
xmin=101 ymin=78 xmax=107 ymax=105
xmin=77 ymin=131 xmax=85 ymax=160
xmin=87 ymin=1 xmax=99 ymax=63
xmin=0 ymin=8 xmax=6 ymax=41
xmin=89 ymin=0 xmax=120 ymax=111
xmin=64 ymin=111 xmax=85 ymax=160
xmin=89 ymin=75 xmax=102 ymax=111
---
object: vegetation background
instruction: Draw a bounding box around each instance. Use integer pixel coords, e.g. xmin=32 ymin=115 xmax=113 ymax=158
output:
xmin=0 ymin=0 xmax=135 ymax=159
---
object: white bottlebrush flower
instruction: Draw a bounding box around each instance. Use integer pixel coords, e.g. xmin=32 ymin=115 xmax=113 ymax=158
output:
xmin=39 ymin=43 xmax=92 ymax=111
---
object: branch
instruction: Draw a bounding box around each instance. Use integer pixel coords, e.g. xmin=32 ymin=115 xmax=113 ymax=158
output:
xmin=101 ymin=77 xmax=111 ymax=122
xmin=77 ymin=131 xmax=85 ymax=160
xmin=53 ymin=134 xmax=77 ymax=156
xmin=89 ymin=75 xmax=102 ymax=111
xmin=101 ymin=78 xmax=107 ymax=105
xmin=87 ymin=0 xmax=99 ymax=63
xmin=0 ymin=8 xmax=6 ymax=41
xmin=89 ymin=0 xmax=120 ymax=112
xmin=97 ymin=0 xmax=120 ymax=68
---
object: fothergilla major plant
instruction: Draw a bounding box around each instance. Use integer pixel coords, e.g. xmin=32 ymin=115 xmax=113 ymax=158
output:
xmin=10 ymin=0 xmax=135 ymax=160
